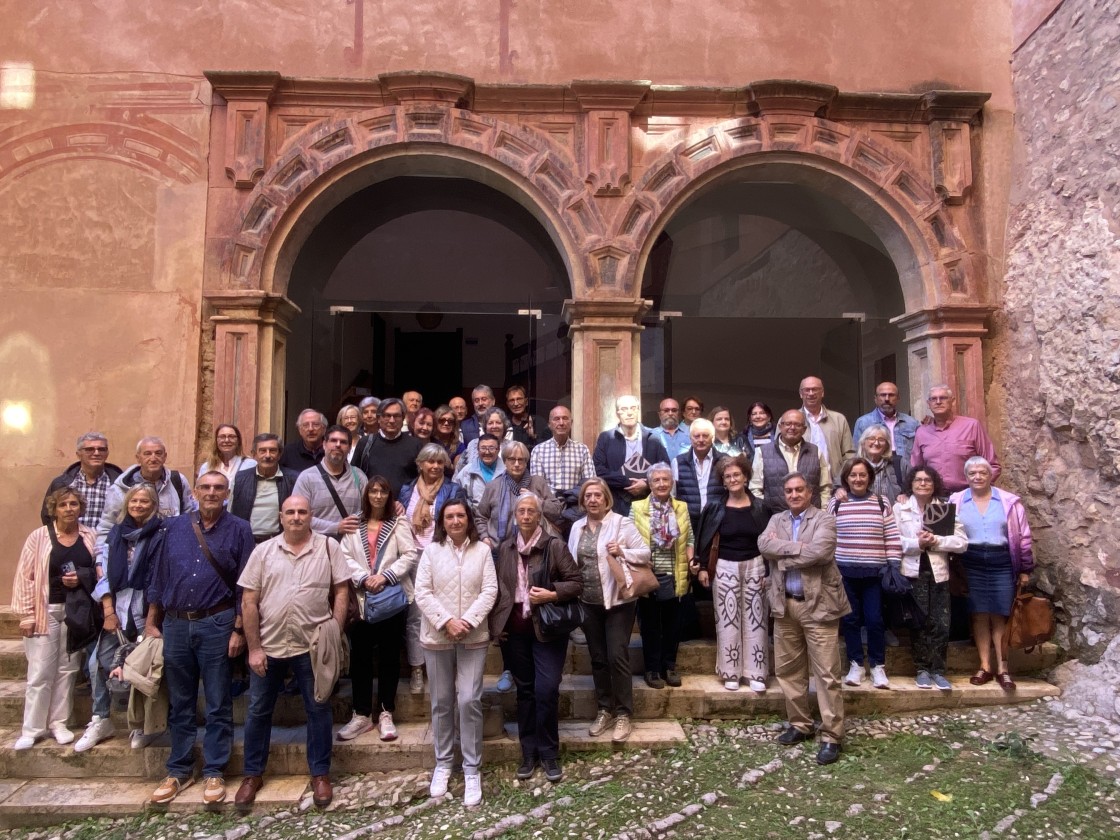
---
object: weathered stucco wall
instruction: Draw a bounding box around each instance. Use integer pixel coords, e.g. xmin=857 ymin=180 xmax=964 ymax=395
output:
xmin=991 ymin=0 xmax=1120 ymax=658
xmin=0 ymin=2 xmax=1015 ymax=599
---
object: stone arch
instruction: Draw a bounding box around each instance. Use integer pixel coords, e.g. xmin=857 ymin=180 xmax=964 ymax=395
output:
xmin=218 ymin=103 xmax=605 ymax=298
xmin=612 ymin=114 xmax=979 ymax=312
xmin=0 ymin=121 xmax=203 ymax=187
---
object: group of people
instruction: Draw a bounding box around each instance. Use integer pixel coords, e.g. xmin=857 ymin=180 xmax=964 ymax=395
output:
xmin=12 ymin=374 xmax=1034 ymax=806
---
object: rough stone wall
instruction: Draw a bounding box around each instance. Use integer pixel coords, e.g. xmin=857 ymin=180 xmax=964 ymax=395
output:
xmin=991 ymin=0 xmax=1120 ymax=658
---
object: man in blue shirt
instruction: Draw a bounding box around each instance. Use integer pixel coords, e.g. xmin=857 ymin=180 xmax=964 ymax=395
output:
xmin=145 ymin=471 xmax=254 ymax=806
xmin=652 ymin=398 xmax=690 ymax=461
xmin=852 ymin=381 xmax=920 ymax=468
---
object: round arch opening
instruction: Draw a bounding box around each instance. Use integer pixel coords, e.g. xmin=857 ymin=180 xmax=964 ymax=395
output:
xmin=637 ymin=157 xmax=924 ymax=424
xmin=276 ymin=153 xmax=575 ymax=428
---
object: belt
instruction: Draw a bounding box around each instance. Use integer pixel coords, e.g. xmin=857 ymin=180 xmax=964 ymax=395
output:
xmin=166 ymin=600 xmax=234 ymax=621
xmin=786 ymin=593 xmax=806 ymax=602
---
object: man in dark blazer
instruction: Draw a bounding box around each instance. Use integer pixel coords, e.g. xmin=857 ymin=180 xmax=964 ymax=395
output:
xmin=230 ymin=434 xmax=300 ymax=543
xmin=593 ymin=395 xmax=668 ymax=515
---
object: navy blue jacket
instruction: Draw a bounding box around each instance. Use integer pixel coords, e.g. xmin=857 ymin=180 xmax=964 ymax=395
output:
xmin=229 ymin=465 xmax=300 ymax=530
xmin=592 ymin=428 xmax=669 ymax=514
xmin=674 ymin=451 xmax=728 ymax=530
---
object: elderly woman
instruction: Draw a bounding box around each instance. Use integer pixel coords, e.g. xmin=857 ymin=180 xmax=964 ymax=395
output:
xmin=629 ymin=463 xmax=693 ymax=689
xmin=695 ymin=454 xmax=771 ymax=692
xmin=431 ymin=405 xmax=465 ymax=462
xmin=949 ymin=456 xmax=1034 ymax=691
xmin=11 ymin=487 xmax=97 ymax=750
xmin=400 ymin=443 xmax=468 ymax=695
xmin=338 ymin=476 xmax=419 ymax=742
xmin=857 ymin=424 xmax=903 ymax=502
xmin=829 ymin=457 xmax=902 ymax=690
xmin=490 ymin=493 xmax=582 ymax=783
xmin=197 ymin=424 xmax=255 ymax=488
xmin=358 ymin=397 xmax=381 ymax=437
xmin=456 ymin=434 xmax=505 ymax=512
xmin=894 ymin=466 xmax=968 ymax=691
xmin=710 ymin=407 xmax=743 ymax=457
xmin=735 ymin=402 xmax=778 ymax=456
xmin=414 ymin=500 xmax=497 ymax=807
xmin=75 ymin=483 xmax=164 ymax=753
xmin=455 ymin=408 xmax=530 ymax=473
xmin=411 ymin=407 xmax=435 ymax=443
xmin=337 ymin=405 xmax=363 ymax=460
xmin=568 ymin=477 xmax=650 ymax=743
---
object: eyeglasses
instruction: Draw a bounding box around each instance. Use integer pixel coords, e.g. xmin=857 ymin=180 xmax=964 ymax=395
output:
xmin=437 ymin=418 xmax=454 ymax=425
xmin=505 ymin=457 xmax=527 ymax=464
xmin=928 ymin=396 xmax=951 ymax=403
xmin=81 ymin=446 xmax=108 ymax=453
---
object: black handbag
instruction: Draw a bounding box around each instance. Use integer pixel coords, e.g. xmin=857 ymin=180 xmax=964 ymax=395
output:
xmin=533 ymin=541 xmax=585 ymax=640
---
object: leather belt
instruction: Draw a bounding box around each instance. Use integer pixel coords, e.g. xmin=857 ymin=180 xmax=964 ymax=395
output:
xmin=166 ymin=600 xmax=234 ymax=621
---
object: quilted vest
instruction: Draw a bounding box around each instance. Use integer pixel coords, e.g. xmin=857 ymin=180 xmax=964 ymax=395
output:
xmin=674 ymin=452 xmax=728 ymax=528
xmin=761 ymin=440 xmax=822 ymax=511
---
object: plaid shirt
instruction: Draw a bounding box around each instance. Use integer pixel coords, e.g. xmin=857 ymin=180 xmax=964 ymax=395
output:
xmin=70 ymin=471 xmax=114 ymax=529
xmin=530 ymin=436 xmax=594 ymax=494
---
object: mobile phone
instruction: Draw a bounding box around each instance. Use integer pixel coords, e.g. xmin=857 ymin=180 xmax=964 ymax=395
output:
xmin=60 ymin=562 xmax=76 ymax=575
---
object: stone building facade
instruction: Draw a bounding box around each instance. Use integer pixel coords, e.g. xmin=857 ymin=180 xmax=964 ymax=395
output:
xmin=3 ymin=0 xmax=1113 ymax=657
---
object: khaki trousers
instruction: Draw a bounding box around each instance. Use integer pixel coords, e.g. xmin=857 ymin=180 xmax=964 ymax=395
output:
xmin=22 ymin=604 xmax=79 ymax=739
xmin=774 ymin=599 xmax=844 ymax=744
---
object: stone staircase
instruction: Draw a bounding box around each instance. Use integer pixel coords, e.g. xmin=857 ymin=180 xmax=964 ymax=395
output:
xmin=0 ymin=608 xmax=1060 ymax=828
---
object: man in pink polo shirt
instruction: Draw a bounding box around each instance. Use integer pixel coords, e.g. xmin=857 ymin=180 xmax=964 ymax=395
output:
xmin=910 ymin=384 xmax=1001 ymax=492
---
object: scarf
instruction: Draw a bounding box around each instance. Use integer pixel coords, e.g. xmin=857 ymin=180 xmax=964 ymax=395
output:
xmin=495 ymin=472 xmax=533 ymax=543
xmin=515 ymin=526 xmax=543 ymax=618
xmin=750 ymin=423 xmax=774 ymax=443
xmin=649 ymin=496 xmax=680 ymax=549
xmin=411 ymin=475 xmax=444 ymax=534
xmin=107 ymin=514 xmax=162 ymax=593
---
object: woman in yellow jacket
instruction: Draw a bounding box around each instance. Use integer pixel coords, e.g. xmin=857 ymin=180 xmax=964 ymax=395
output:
xmin=629 ymin=463 xmax=693 ymax=690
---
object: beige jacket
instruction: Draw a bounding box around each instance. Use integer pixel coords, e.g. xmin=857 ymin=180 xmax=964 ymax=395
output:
xmin=123 ymin=636 xmax=169 ymax=735
xmin=339 ymin=516 xmax=419 ymax=600
xmin=413 ymin=539 xmax=498 ymax=650
xmin=566 ymin=512 xmax=651 ymax=610
xmin=11 ymin=525 xmax=97 ymax=636
xmin=310 ymin=617 xmax=345 ymax=704
xmin=758 ymin=506 xmax=850 ymax=622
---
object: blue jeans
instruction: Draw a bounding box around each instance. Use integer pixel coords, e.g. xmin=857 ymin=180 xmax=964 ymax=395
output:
xmin=162 ymin=610 xmax=235 ymax=779
xmin=242 ymin=652 xmax=333 ymax=777
xmin=841 ymin=575 xmax=886 ymax=668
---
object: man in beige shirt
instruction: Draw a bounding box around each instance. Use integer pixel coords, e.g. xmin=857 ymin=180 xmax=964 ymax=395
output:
xmin=235 ymin=494 xmax=351 ymax=809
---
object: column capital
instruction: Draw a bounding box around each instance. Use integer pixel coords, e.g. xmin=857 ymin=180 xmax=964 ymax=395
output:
xmin=891 ymin=304 xmax=995 ymax=343
xmin=204 ymin=290 xmax=301 ymax=332
xmin=562 ymin=297 xmax=651 ymax=331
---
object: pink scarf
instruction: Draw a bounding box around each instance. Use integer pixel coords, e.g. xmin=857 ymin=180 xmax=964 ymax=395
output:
xmin=515 ymin=526 xmax=543 ymax=618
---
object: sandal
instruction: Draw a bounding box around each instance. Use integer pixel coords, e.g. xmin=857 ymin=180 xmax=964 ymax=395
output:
xmin=969 ymin=669 xmax=994 ymax=686
xmin=996 ymin=672 xmax=1016 ymax=691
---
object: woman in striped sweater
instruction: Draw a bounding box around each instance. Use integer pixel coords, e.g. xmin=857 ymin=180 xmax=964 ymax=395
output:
xmin=827 ymin=457 xmax=902 ymax=690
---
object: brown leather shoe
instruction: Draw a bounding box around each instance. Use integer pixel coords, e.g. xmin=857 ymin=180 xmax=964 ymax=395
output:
xmin=311 ymin=774 xmax=333 ymax=807
xmin=235 ymin=775 xmax=264 ymax=807
xmin=969 ymin=669 xmax=994 ymax=686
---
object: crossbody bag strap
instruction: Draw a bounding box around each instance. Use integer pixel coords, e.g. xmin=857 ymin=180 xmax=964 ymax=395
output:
xmin=316 ymin=463 xmax=351 ymax=520
xmin=190 ymin=517 xmax=237 ymax=596
xmin=46 ymin=522 xmax=61 ymax=550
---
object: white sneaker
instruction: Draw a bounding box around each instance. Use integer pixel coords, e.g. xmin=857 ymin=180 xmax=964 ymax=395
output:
xmin=429 ymin=766 xmax=452 ymax=798
xmin=337 ymin=713 xmax=374 ymax=741
xmin=570 ymin=628 xmax=587 ymax=645
xmin=51 ymin=726 xmax=75 ymax=746
xmin=130 ymin=729 xmax=155 ymax=749
xmin=844 ymin=663 xmax=864 ymax=686
xmin=378 ymin=710 xmax=397 ymax=742
xmin=463 ymin=772 xmax=482 ymax=807
xmin=748 ymin=679 xmax=767 ymax=693
xmin=870 ymin=665 xmax=890 ymax=689
xmin=13 ymin=735 xmax=35 ymax=751
xmin=74 ymin=715 xmax=114 ymax=752
xmin=410 ymin=666 xmax=425 ymax=695
xmin=723 ymin=679 xmax=740 ymax=691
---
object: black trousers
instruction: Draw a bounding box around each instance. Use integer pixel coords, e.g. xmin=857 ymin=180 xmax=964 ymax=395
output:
xmin=501 ymin=629 xmax=568 ymax=760
xmin=636 ymin=591 xmax=680 ymax=674
xmin=348 ymin=609 xmax=406 ymax=715
xmin=581 ymin=600 xmax=637 ymax=717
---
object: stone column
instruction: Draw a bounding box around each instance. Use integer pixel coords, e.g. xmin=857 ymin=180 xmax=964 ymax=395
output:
xmin=205 ymin=291 xmax=301 ymax=437
xmin=563 ymin=298 xmax=651 ymax=445
xmin=893 ymin=305 xmax=994 ymax=422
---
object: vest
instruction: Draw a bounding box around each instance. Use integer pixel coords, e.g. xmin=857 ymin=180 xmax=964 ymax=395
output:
xmin=674 ymin=452 xmax=727 ymax=529
xmin=630 ymin=498 xmax=692 ymax=597
xmin=760 ymin=440 xmax=822 ymax=512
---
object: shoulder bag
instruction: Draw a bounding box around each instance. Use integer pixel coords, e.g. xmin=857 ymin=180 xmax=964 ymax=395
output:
xmin=1006 ymin=583 xmax=1055 ymax=651
xmin=359 ymin=520 xmax=408 ymax=625
xmin=604 ymin=518 xmax=659 ymax=600
xmin=534 ymin=539 xmax=586 ymax=640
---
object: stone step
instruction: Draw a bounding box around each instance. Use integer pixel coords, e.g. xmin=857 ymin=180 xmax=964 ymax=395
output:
xmin=0 ymin=718 xmax=688 ymax=782
xmin=0 ymin=635 xmax=1060 ymax=685
xmin=0 ymin=612 xmax=21 ymax=641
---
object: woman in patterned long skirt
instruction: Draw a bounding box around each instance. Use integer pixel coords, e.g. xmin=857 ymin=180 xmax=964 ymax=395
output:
xmin=695 ymin=454 xmax=772 ymax=692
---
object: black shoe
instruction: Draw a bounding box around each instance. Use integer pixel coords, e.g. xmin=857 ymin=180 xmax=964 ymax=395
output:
xmin=663 ymin=669 xmax=682 ymax=687
xmin=776 ymin=726 xmax=813 ymax=746
xmin=816 ymin=742 xmax=842 ymax=765
xmin=516 ymin=756 xmax=538 ymax=780
xmin=542 ymin=758 xmax=563 ymax=783
xmin=644 ymin=671 xmax=666 ymax=689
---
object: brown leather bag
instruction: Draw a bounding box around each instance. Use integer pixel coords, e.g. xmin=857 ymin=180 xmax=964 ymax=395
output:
xmin=608 ymin=553 xmax=659 ymax=600
xmin=707 ymin=532 xmax=720 ymax=580
xmin=1006 ymin=584 xmax=1055 ymax=650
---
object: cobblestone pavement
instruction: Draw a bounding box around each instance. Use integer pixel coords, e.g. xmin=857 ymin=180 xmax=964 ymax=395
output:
xmin=10 ymin=697 xmax=1120 ymax=840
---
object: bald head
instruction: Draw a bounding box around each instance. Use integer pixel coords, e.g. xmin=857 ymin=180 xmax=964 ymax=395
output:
xmin=280 ymin=493 xmax=313 ymax=541
xmin=799 ymin=376 xmax=824 ymax=411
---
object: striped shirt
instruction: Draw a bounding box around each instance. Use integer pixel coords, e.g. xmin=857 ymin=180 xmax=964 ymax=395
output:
xmin=827 ymin=494 xmax=901 ymax=576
